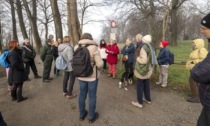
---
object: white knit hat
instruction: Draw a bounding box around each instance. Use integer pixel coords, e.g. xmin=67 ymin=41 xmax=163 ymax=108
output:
xmin=142 ymin=35 xmax=152 ymax=43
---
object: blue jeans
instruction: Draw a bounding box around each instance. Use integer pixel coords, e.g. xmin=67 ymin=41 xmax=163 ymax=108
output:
xmin=137 ymin=79 xmax=151 ymax=104
xmin=79 ymin=79 xmax=98 ymax=119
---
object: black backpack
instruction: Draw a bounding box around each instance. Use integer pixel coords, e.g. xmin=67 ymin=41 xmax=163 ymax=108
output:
xmin=169 ymin=51 xmax=174 ymax=65
xmin=72 ymin=44 xmax=94 ymax=77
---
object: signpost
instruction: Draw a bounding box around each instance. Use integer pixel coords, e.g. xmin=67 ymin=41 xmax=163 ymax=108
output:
xmin=110 ymin=20 xmax=117 ymax=41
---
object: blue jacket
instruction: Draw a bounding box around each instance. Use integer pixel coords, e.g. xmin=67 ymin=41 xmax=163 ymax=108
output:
xmin=157 ymin=47 xmax=169 ymax=65
xmin=191 ymin=52 xmax=210 ymax=111
xmin=121 ymin=43 xmax=135 ymax=63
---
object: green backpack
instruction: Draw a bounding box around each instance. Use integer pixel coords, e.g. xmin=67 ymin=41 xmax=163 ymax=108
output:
xmin=135 ymin=44 xmax=151 ymax=76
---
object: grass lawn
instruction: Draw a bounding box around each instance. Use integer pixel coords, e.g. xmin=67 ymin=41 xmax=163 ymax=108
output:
xmin=116 ymin=40 xmax=208 ymax=94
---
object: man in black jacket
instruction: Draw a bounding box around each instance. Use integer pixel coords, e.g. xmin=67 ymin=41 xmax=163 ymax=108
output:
xmin=22 ymin=38 xmax=41 ymax=80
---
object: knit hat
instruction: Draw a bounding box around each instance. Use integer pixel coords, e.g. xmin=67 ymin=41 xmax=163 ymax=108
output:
xmin=201 ymin=13 xmax=210 ymax=29
xmin=160 ymin=40 xmax=169 ymax=47
xmin=142 ymin=35 xmax=152 ymax=43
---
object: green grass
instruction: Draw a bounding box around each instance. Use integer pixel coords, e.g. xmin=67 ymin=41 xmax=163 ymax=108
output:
xmin=116 ymin=40 xmax=208 ymax=94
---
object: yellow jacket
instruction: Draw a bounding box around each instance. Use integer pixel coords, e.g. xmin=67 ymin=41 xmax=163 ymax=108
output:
xmin=186 ymin=39 xmax=208 ymax=70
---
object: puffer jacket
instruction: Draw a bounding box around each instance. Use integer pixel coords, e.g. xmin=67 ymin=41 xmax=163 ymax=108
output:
xmin=74 ymin=39 xmax=104 ymax=82
xmin=134 ymin=42 xmax=154 ymax=79
xmin=157 ymin=47 xmax=169 ymax=65
xmin=106 ymin=43 xmax=119 ymax=64
xmin=121 ymin=42 xmax=135 ymax=64
xmin=186 ymin=39 xmax=208 ymax=70
xmin=58 ymin=43 xmax=73 ymax=72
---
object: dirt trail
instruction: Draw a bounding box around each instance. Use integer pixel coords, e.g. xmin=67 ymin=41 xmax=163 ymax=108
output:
xmin=0 ymin=59 xmax=201 ymax=126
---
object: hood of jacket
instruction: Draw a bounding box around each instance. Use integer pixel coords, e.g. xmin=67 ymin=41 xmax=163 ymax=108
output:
xmin=78 ymin=39 xmax=97 ymax=45
xmin=58 ymin=43 xmax=70 ymax=52
xmin=193 ymin=39 xmax=205 ymax=49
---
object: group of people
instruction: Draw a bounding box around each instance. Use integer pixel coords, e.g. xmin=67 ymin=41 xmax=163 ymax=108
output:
xmin=2 ymin=13 xmax=210 ymax=125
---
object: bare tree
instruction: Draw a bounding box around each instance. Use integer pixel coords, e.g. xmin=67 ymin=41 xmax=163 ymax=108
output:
xmin=67 ymin=0 xmax=81 ymax=44
xmin=50 ymin=0 xmax=63 ymax=40
xmin=16 ymin=0 xmax=28 ymax=39
xmin=37 ymin=0 xmax=53 ymax=40
xmin=9 ymin=0 xmax=18 ymax=40
xmin=22 ymin=0 xmax=42 ymax=52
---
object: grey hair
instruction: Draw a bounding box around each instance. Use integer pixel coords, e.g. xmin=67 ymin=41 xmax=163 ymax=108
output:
xmin=136 ymin=34 xmax=143 ymax=40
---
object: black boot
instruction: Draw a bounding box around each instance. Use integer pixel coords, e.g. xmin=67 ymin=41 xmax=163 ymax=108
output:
xmin=11 ymin=89 xmax=17 ymax=101
xmin=17 ymin=87 xmax=27 ymax=102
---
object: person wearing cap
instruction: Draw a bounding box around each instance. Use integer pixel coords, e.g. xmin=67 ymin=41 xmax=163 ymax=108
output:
xmin=186 ymin=39 xmax=208 ymax=103
xmin=156 ymin=40 xmax=170 ymax=88
xmin=191 ymin=13 xmax=210 ymax=125
xmin=40 ymin=34 xmax=54 ymax=82
xmin=132 ymin=34 xmax=155 ymax=108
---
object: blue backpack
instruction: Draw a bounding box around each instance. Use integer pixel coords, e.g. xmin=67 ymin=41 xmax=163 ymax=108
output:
xmin=0 ymin=51 xmax=11 ymax=68
xmin=56 ymin=55 xmax=67 ymax=70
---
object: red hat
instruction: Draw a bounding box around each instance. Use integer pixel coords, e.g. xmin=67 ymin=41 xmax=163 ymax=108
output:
xmin=161 ymin=40 xmax=169 ymax=47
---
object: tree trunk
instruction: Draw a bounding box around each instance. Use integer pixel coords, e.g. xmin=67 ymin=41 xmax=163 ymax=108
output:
xmin=45 ymin=23 xmax=48 ymax=40
xmin=16 ymin=0 xmax=28 ymax=39
xmin=22 ymin=0 xmax=42 ymax=52
xmin=67 ymin=0 xmax=81 ymax=45
xmin=50 ymin=0 xmax=63 ymax=41
xmin=170 ymin=8 xmax=178 ymax=46
xmin=0 ymin=20 xmax=2 ymax=52
xmin=9 ymin=0 xmax=18 ymax=40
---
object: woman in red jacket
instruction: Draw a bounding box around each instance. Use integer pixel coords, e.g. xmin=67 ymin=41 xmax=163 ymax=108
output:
xmin=106 ymin=39 xmax=119 ymax=79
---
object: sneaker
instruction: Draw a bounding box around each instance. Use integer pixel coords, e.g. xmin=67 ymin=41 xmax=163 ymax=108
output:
xmin=66 ymin=94 xmax=77 ymax=99
xmin=131 ymin=101 xmax=143 ymax=108
xmin=161 ymin=84 xmax=167 ymax=88
xmin=42 ymin=79 xmax=50 ymax=83
xmin=80 ymin=110 xmax=88 ymax=121
xmin=89 ymin=112 xmax=99 ymax=123
xmin=119 ymin=82 xmax=122 ymax=88
xmin=144 ymin=100 xmax=152 ymax=104
xmin=155 ymin=82 xmax=161 ymax=85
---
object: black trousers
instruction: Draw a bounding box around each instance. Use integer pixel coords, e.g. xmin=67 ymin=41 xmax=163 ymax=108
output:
xmin=63 ymin=71 xmax=75 ymax=96
xmin=102 ymin=59 xmax=107 ymax=70
xmin=25 ymin=60 xmax=38 ymax=77
xmin=197 ymin=108 xmax=210 ymax=126
xmin=124 ymin=61 xmax=133 ymax=73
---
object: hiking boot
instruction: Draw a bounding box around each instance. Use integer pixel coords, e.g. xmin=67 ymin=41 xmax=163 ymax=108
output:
xmin=161 ymin=84 xmax=167 ymax=88
xmin=89 ymin=112 xmax=99 ymax=123
xmin=34 ymin=75 xmax=42 ymax=79
xmin=46 ymin=77 xmax=53 ymax=80
xmin=43 ymin=79 xmax=50 ymax=83
xmin=131 ymin=101 xmax=143 ymax=108
xmin=17 ymin=97 xmax=28 ymax=102
xmin=186 ymin=97 xmax=200 ymax=103
xmin=80 ymin=110 xmax=88 ymax=121
xmin=107 ymin=74 xmax=112 ymax=77
xmin=155 ymin=82 xmax=161 ymax=85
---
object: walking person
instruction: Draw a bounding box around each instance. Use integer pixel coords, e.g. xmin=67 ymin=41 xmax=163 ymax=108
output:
xmin=98 ymin=39 xmax=107 ymax=72
xmin=22 ymin=38 xmax=41 ymax=81
xmin=106 ymin=39 xmax=119 ymax=79
xmin=156 ymin=40 xmax=170 ymax=88
xmin=132 ymin=34 xmax=156 ymax=108
xmin=186 ymin=39 xmax=208 ymax=103
xmin=7 ymin=40 xmax=28 ymax=102
xmin=40 ymin=35 xmax=54 ymax=82
xmin=74 ymin=33 xmax=103 ymax=123
xmin=58 ymin=36 xmax=77 ymax=99
xmin=191 ymin=13 xmax=210 ymax=126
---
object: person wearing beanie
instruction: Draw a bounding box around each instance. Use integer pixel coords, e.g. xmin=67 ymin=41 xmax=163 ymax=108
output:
xmin=132 ymin=34 xmax=155 ymax=108
xmin=191 ymin=13 xmax=210 ymax=126
xmin=156 ymin=40 xmax=170 ymax=88
xmin=186 ymin=39 xmax=208 ymax=103
xmin=40 ymin=34 xmax=54 ymax=82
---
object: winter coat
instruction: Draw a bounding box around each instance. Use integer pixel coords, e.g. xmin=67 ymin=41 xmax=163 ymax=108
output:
xmin=157 ymin=47 xmax=170 ymax=65
xmin=52 ymin=46 xmax=59 ymax=58
xmin=186 ymin=40 xmax=208 ymax=70
xmin=121 ymin=43 xmax=135 ymax=63
xmin=99 ymin=47 xmax=107 ymax=59
xmin=40 ymin=44 xmax=53 ymax=63
xmin=134 ymin=42 xmax=154 ymax=79
xmin=58 ymin=43 xmax=73 ymax=72
xmin=21 ymin=44 xmax=36 ymax=63
xmin=74 ymin=39 xmax=104 ymax=82
xmin=106 ymin=43 xmax=119 ymax=64
xmin=7 ymin=48 xmax=28 ymax=84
